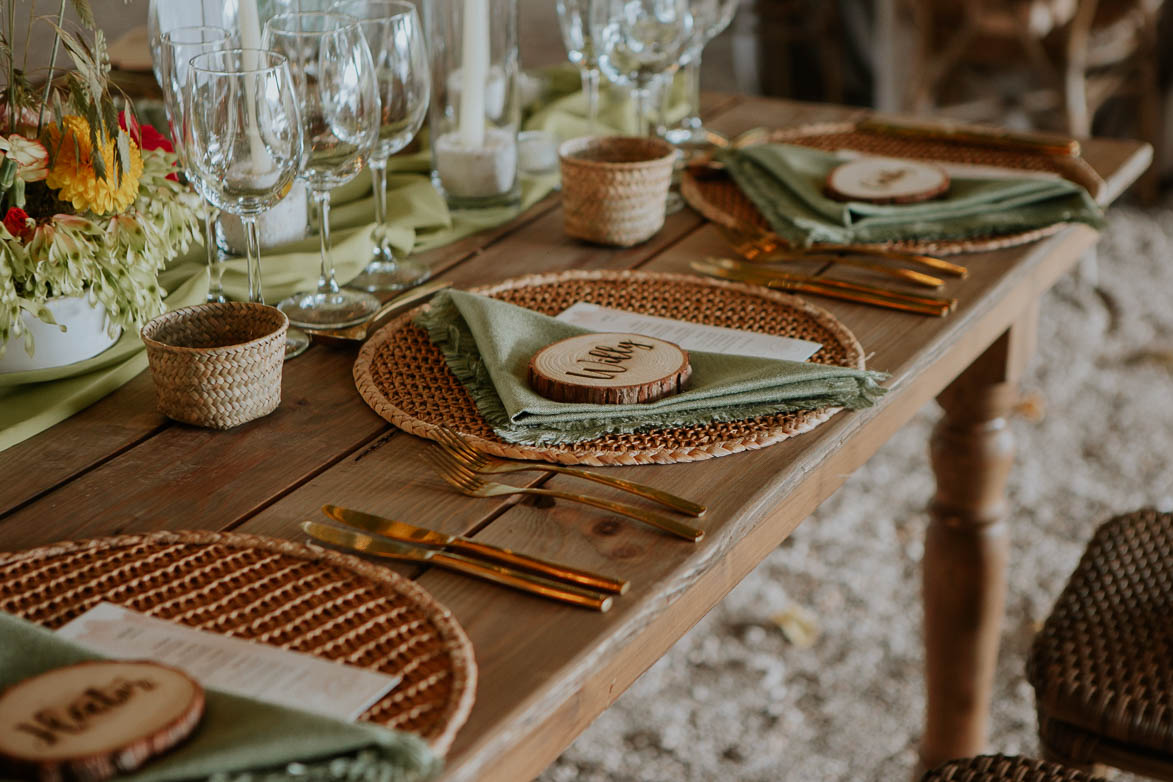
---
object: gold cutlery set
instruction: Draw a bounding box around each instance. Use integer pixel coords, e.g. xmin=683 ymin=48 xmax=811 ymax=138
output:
xmin=304 ymin=428 xmax=706 ymax=612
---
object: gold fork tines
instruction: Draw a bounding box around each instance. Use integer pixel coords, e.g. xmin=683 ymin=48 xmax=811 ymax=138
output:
xmin=426 ymin=448 xmax=705 ymax=542
xmin=432 ymin=427 xmax=706 ymax=517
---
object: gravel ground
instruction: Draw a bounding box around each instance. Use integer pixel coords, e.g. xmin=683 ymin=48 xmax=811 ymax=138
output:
xmin=540 ymin=196 xmax=1173 ymax=782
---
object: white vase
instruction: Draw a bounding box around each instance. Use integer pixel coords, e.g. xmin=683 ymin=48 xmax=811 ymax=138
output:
xmin=0 ymin=296 xmax=122 ymax=373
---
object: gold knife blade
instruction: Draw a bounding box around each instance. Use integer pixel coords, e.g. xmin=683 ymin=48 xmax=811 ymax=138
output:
xmin=305 ymin=279 xmax=452 ymax=342
xmin=322 ymin=505 xmax=629 ymax=594
xmin=301 ymin=522 xmax=614 ymax=612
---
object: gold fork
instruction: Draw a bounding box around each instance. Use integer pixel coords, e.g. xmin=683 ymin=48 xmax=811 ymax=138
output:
xmin=432 ymin=427 xmax=706 ymax=517
xmin=724 ymin=221 xmax=969 ymax=279
xmin=426 ymin=448 xmax=705 ymax=542
xmin=718 ymin=225 xmax=945 ymax=288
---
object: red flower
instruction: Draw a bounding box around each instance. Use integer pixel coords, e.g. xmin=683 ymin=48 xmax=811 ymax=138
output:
xmin=3 ymin=207 xmax=33 ymax=241
xmin=118 ymin=111 xmax=175 ymax=154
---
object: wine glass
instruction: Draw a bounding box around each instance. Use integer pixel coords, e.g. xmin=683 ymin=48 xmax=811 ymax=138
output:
xmin=184 ymin=48 xmax=310 ymax=358
xmin=594 ymin=0 xmax=693 ymax=136
xmin=556 ymin=0 xmax=601 ymax=133
xmin=263 ymin=12 xmax=382 ymax=328
xmin=158 ymin=26 xmax=233 ymax=304
xmin=664 ymin=0 xmax=739 ymax=147
xmin=148 ymin=0 xmax=238 ymax=87
xmin=336 ymin=0 xmax=432 ymax=292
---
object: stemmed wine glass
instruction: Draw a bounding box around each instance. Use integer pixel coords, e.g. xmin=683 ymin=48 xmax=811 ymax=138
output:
xmin=556 ymin=0 xmax=601 ymax=133
xmin=263 ymin=12 xmax=382 ymax=328
xmin=184 ymin=49 xmax=310 ymax=358
xmin=337 ymin=0 xmax=432 ymax=292
xmin=158 ymin=26 xmax=233 ymax=303
xmin=594 ymin=0 xmax=693 ymax=137
xmin=664 ymin=0 xmax=739 ymax=147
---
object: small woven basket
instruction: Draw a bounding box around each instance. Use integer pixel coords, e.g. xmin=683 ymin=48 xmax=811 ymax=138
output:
xmin=141 ymin=302 xmax=288 ymax=429
xmin=559 ymin=136 xmax=676 ymax=247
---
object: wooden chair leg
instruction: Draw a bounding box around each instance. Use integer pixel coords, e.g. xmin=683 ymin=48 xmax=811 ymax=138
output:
xmin=917 ymin=305 xmax=1039 ymax=776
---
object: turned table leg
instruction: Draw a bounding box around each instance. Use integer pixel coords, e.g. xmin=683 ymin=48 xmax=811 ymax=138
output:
xmin=918 ymin=306 xmax=1038 ymax=775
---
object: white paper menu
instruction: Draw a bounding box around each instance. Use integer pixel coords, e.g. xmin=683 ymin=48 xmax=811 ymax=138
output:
xmin=57 ymin=602 xmax=400 ymax=722
xmin=556 ymin=302 xmax=822 ymax=362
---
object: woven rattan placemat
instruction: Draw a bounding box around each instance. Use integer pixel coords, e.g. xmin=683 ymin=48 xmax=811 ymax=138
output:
xmin=0 ymin=531 xmax=476 ymax=754
xmin=681 ymin=121 xmax=1107 ymax=256
xmin=354 ymin=269 xmax=866 ymax=466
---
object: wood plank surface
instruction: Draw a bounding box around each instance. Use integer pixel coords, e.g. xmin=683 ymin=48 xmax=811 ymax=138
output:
xmin=0 ymin=93 xmax=1150 ymax=782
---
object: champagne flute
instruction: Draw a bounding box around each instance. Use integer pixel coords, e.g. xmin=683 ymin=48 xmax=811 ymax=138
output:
xmin=158 ymin=26 xmax=233 ymax=303
xmin=185 ymin=49 xmax=310 ymax=358
xmin=264 ymin=12 xmax=382 ymax=328
xmin=594 ymin=0 xmax=693 ymax=137
xmin=556 ymin=0 xmax=601 ymax=133
xmin=337 ymin=0 xmax=433 ymax=292
xmin=664 ymin=0 xmax=738 ymax=147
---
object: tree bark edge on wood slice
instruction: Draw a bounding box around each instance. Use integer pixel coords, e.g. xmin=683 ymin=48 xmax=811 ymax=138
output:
xmin=0 ymin=660 xmax=205 ymax=782
xmin=528 ymin=333 xmax=692 ymax=404
xmin=825 ymin=157 xmax=950 ymax=204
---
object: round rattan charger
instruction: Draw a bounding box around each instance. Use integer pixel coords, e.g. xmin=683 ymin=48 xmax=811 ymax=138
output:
xmin=682 ymin=120 xmax=1107 ymax=256
xmin=0 ymin=530 xmax=476 ymax=754
xmin=354 ymin=269 xmax=866 ymax=466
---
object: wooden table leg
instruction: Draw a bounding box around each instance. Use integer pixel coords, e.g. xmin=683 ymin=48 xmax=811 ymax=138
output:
xmin=917 ymin=304 xmax=1038 ymax=775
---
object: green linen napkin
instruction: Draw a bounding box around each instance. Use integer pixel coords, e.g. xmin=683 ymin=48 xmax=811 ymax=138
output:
xmin=0 ymin=66 xmax=659 ymax=453
xmin=0 ymin=612 xmax=439 ymax=782
xmin=415 ymin=290 xmax=887 ymax=446
xmin=718 ymin=143 xmax=1105 ymax=248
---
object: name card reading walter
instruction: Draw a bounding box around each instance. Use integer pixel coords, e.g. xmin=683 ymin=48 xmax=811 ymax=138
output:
xmin=555 ymin=303 xmax=822 ymax=363
xmin=529 ymin=332 xmax=691 ymax=404
xmin=0 ymin=660 xmax=204 ymax=782
xmin=57 ymin=602 xmax=400 ymax=722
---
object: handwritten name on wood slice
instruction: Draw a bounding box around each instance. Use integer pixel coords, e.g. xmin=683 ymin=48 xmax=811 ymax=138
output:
xmin=825 ymin=157 xmax=950 ymax=204
xmin=528 ymin=333 xmax=692 ymax=404
xmin=0 ymin=661 xmax=204 ymax=782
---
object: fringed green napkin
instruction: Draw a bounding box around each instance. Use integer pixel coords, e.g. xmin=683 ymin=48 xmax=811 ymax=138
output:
xmin=415 ymin=290 xmax=887 ymax=446
xmin=0 ymin=612 xmax=440 ymax=782
xmin=717 ymin=143 xmax=1105 ymax=248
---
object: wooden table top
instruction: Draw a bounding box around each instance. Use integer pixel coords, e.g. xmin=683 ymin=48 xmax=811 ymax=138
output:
xmin=0 ymin=95 xmax=1151 ymax=782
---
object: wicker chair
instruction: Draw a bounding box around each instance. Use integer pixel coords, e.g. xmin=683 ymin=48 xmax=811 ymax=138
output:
xmin=1026 ymin=509 xmax=1173 ymax=779
xmin=921 ymin=754 xmax=1105 ymax=781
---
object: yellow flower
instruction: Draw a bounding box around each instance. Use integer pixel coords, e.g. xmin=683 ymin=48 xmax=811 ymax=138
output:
xmin=46 ymin=116 xmax=143 ymax=215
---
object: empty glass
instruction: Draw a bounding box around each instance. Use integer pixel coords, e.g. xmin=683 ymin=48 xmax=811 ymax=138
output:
xmin=594 ymin=0 xmax=693 ymax=136
xmin=148 ymin=0 xmax=238 ymax=86
xmin=184 ymin=49 xmax=310 ymax=358
xmin=665 ymin=0 xmax=739 ymax=147
xmin=158 ymin=26 xmax=233 ymax=303
xmin=263 ymin=12 xmax=382 ymax=328
xmin=556 ymin=0 xmax=601 ymax=132
xmin=338 ymin=0 xmax=433 ymax=292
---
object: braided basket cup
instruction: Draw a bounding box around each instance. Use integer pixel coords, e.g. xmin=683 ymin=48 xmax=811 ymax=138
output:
xmin=559 ymin=136 xmax=676 ymax=247
xmin=141 ymin=302 xmax=288 ymax=429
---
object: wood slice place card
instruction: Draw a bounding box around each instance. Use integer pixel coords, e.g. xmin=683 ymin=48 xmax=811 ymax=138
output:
xmin=529 ymin=333 xmax=691 ymax=404
xmin=825 ymin=157 xmax=950 ymax=203
xmin=0 ymin=660 xmax=204 ymax=782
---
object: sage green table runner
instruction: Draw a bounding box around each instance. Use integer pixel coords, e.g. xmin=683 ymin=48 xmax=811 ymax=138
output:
xmin=0 ymin=612 xmax=438 ymax=782
xmin=417 ymin=290 xmax=887 ymax=446
xmin=718 ymin=143 xmax=1105 ymax=247
xmin=0 ymin=69 xmax=649 ymax=452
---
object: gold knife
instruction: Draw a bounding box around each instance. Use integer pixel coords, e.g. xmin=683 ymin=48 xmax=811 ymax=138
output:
xmin=305 ymin=279 xmax=451 ymax=342
xmin=858 ymin=115 xmax=1081 ymax=157
xmin=302 ymin=521 xmax=614 ymax=612
xmin=322 ymin=505 xmax=629 ymax=595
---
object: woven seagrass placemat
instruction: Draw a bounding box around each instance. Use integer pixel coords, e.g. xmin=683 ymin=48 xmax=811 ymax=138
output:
xmin=681 ymin=121 xmax=1107 ymax=256
xmin=0 ymin=531 xmax=476 ymax=754
xmin=354 ymin=269 xmax=866 ymax=466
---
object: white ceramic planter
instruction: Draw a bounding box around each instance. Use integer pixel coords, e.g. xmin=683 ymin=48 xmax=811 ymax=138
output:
xmin=0 ymin=296 xmax=122 ymax=373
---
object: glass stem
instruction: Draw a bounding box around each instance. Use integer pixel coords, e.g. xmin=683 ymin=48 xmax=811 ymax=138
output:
xmin=203 ymin=205 xmax=224 ymax=301
xmin=683 ymin=58 xmax=703 ymax=131
xmin=313 ymin=189 xmax=340 ymax=295
xmin=635 ymin=84 xmax=650 ymax=137
xmin=369 ymin=159 xmax=392 ymax=265
xmin=582 ymin=67 xmax=600 ymax=133
xmin=243 ymin=215 xmax=263 ymax=304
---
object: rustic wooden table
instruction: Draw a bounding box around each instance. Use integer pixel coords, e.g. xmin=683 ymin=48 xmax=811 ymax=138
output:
xmin=0 ymin=95 xmax=1151 ymax=781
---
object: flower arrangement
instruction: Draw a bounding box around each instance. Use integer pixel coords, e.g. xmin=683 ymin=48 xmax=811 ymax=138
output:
xmin=0 ymin=1 xmax=201 ymax=358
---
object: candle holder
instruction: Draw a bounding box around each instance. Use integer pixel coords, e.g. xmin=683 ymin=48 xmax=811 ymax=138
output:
xmin=425 ymin=0 xmax=521 ymax=210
